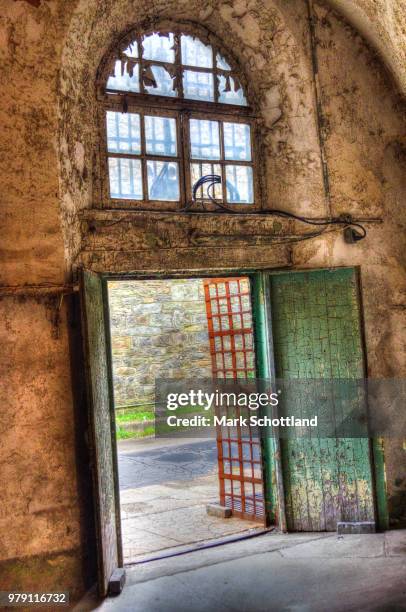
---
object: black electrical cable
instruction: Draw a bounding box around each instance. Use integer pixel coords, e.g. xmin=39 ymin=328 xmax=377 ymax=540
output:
xmin=192 ymin=175 xmax=221 ymax=201
xmin=179 ymin=175 xmax=221 ymax=213
xmin=188 ymin=174 xmax=367 ymax=239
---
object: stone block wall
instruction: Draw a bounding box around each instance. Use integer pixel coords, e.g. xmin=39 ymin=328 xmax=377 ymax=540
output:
xmin=107 ymin=279 xmax=212 ymax=407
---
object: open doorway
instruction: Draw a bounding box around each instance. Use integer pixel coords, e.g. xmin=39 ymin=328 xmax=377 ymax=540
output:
xmin=80 ymin=267 xmax=382 ymax=595
xmin=106 ymin=276 xmax=265 ymax=565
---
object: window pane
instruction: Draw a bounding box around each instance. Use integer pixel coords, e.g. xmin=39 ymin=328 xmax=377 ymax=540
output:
xmin=107 ymin=60 xmax=139 ymax=92
xmin=142 ymin=33 xmax=175 ymax=63
xmin=224 ymin=122 xmax=251 ymax=161
xmin=216 ymin=53 xmax=231 ymax=70
xmin=190 ymin=119 xmax=220 ymax=160
xmin=218 ymin=75 xmax=247 ymax=106
xmin=108 ymin=158 xmax=143 ymax=199
xmin=147 ymin=161 xmax=179 ymax=201
xmin=181 ymin=35 xmax=213 ymax=68
xmin=145 ymin=116 xmax=177 ymax=156
xmin=183 ymin=70 xmax=214 ymax=101
xmin=106 ymin=111 xmax=141 ymax=154
xmin=225 ymin=165 xmax=254 ymax=203
xmin=143 ymin=65 xmax=177 ymax=97
xmin=191 ymin=163 xmax=222 ymax=199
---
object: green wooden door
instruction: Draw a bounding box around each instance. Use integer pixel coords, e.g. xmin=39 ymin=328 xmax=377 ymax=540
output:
xmin=269 ymin=268 xmax=375 ymax=531
xmin=80 ymin=270 xmax=123 ymax=594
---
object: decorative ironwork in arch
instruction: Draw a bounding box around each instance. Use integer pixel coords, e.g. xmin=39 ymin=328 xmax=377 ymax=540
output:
xmin=103 ymin=29 xmax=248 ymax=107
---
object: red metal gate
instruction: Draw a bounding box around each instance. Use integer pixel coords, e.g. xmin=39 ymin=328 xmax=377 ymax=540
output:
xmin=203 ymin=277 xmax=266 ymax=524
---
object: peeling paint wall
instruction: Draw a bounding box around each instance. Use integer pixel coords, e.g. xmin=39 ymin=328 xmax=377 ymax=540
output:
xmin=293 ymin=3 xmax=406 ymax=528
xmin=0 ymin=297 xmax=92 ymax=596
xmin=0 ymin=0 xmax=405 ymax=600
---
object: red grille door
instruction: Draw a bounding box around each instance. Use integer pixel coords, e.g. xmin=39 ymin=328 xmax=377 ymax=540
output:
xmin=203 ymin=277 xmax=266 ymax=524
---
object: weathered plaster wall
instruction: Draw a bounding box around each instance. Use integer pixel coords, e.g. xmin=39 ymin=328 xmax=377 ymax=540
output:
xmin=0 ymin=297 xmax=95 ymax=596
xmin=327 ymin=0 xmax=406 ymax=95
xmin=0 ymin=1 xmax=69 ymax=286
xmin=0 ymin=0 xmax=405 ymax=601
xmin=0 ymin=1 xmax=91 ymax=595
xmin=108 ymin=279 xmax=211 ymax=407
xmin=293 ymin=3 xmax=406 ymax=525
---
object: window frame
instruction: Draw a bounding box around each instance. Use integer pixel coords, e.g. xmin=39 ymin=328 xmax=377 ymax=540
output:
xmin=96 ymin=26 xmax=264 ymax=212
xmin=184 ymin=111 xmax=259 ymax=211
xmin=100 ymin=101 xmax=185 ymax=210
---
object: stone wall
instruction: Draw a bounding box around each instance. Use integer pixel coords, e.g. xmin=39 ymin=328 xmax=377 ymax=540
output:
xmin=108 ymin=279 xmax=212 ymax=407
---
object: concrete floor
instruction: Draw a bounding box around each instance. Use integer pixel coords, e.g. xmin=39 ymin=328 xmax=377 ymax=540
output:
xmin=76 ymin=529 xmax=406 ymax=612
xmin=118 ymin=437 xmax=261 ymax=563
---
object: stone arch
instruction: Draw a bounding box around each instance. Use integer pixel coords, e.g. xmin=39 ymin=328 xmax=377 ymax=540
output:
xmin=57 ymin=0 xmax=319 ymax=270
xmin=57 ymin=0 xmax=406 ymax=275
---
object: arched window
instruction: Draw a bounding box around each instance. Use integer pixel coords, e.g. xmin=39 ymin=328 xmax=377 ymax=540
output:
xmin=98 ymin=27 xmax=261 ymax=211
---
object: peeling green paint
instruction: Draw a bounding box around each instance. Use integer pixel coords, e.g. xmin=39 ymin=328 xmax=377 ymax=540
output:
xmin=269 ymin=268 xmax=376 ymax=531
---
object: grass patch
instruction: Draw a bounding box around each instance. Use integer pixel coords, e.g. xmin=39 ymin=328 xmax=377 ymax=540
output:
xmin=115 ymin=404 xmax=207 ymax=424
xmin=116 ymin=427 xmax=136 ymax=440
xmin=116 ymin=409 xmax=154 ymax=423
xmin=115 ymin=404 xmax=213 ymax=440
xmin=116 ymin=425 xmax=155 ymax=440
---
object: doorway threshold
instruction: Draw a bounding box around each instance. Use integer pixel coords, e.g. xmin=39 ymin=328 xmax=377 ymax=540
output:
xmin=125 ymin=527 xmax=275 ymax=566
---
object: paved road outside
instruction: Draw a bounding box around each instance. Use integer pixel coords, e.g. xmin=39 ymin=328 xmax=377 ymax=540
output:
xmin=118 ymin=437 xmax=261 ymax=563
xmin=118 ymin=438 xmax=219 ymax=489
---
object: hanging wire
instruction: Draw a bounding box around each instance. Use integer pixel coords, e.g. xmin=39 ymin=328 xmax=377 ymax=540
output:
xmin=185 ymin=174 xmax=367 ymax=241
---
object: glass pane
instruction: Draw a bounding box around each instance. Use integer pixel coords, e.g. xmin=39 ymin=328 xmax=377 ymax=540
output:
xmin=189 ymin=119 xmax=220 ymax=159
xmin=107 ymin=60 xmax=139 ymax=92
xmin=181 ymin=35 xmax=213 ymax=68
xmin=147 ymin=161 xmax=179 ymax=201
xmin=216 ymin=53 xmax=231 ymax=70
xmin=122 ymin=41 xmax=138 ymax=58
xmin=224 ymin=122 xmax=251 ymax=161
xmin=106 ymin=111 xmax=141 ymax=154
xmin=108 ymin=158 xmax=142 ymax=199
xmin=225 ymin=165 xmax=254 ymax=204
xmin=191 ymin=163 xmax=222 ymax=199
xmin=142 ymin=33 xmax=175 ymax=63
xmin=145 ymin=116 xmax=177 ymax=156
xmin=143 ymin=65 xmax=177 ymax=97
xmin=218 ymin=75 xmax=247 ymax=106
xmin=183 ymin=70 xmax=214 ymax=101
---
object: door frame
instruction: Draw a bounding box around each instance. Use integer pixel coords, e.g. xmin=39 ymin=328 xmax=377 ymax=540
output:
xmin=355 ymin=268 xmax=389 ymax=530
xmin=82 ymin=263 xmax=388 ymax=589
xmin=97 ymin=267 xmax=282 ymax=569
xmin=251 ymin=272 xmax=287 ymax=531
